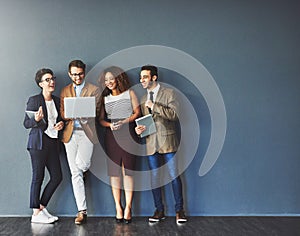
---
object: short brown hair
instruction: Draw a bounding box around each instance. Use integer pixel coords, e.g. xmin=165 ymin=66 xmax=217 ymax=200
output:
xmin=35 ymin=68 xmax=53 ymax=87
xmin=68 ymin=59 xmax=86 ymax=72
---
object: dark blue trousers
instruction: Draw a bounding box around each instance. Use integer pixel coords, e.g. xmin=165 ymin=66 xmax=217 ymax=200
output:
xmin=29 ymin=134 xmax=62 ymax=209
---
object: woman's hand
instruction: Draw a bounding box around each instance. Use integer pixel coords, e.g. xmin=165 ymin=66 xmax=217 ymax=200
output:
xmin=110 ymin=121 xmax=122 ymax=131
xmin=54 ymin=121 xmax=64 ymax=131
xmin=34 ymin=106 xmax=44 ymax=122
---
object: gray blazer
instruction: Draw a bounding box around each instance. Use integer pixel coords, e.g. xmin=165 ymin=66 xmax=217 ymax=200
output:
xmin=140 ymin=85 xmax=179 ymax=155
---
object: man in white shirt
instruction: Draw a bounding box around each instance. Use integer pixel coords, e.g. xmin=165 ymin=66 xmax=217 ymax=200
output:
xmin=60 ymin=59 xmax=100 ymax=225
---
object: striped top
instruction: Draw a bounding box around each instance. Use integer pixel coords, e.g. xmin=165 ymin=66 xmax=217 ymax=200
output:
xmin=104 ymin=90 xmax=133 ymax=120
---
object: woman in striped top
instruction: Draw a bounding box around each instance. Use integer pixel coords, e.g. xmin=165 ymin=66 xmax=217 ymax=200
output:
xmin=98 ymin=66 xmax=140 ymax=223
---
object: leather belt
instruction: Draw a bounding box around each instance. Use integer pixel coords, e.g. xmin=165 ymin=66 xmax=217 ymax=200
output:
xmin=73 ymin=127 xmax=84 ymax=131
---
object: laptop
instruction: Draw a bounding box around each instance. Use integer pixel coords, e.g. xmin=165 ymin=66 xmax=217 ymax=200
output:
xmin=64 ymin=97 xmax=96 ymax=118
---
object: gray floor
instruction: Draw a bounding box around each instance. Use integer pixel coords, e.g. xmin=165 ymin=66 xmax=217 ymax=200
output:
xmin=0 ymin=216 xmax=299 ymax=236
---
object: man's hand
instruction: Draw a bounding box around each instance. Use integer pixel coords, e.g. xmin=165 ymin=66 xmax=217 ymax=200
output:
xmin=135 ymin=125 xmax=146 ymax=135
xmin=145 ymin=100 xmax=154 ymax=110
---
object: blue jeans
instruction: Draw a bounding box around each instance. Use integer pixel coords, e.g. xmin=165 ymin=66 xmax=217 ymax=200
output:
xmin=148 ymin=152 xmax=183 ymax=212
xmin=29 ymin=134 xmax=62 ymax=209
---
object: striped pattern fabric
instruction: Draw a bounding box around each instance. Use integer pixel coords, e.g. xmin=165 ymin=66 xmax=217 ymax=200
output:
xmin=104 ymin=90 xmax=133 ymax=119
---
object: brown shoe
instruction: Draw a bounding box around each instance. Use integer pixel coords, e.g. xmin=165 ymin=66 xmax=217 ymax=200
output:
xmin=148 ymin=210 xmax=165 ymax=223
xmin=75 ymin=211 xmax=87 ymax=225
xmin=176 ymin=210 xmax=187 ymax=224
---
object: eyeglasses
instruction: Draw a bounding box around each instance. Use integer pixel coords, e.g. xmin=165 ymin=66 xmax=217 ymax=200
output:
xmin=70 ymin=72 xmax=84 ymax=77
xmin=41 ymin=77 xmax=56 ymax=83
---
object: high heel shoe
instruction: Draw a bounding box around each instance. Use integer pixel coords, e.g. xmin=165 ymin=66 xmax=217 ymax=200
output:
xmin=115 ymin=207 xmax=123 ymax=223
xmin=124 ymin=218 xmax=131 ymax=224
xmin=124 ymin=208 xmax=132 ymax=224
xmin=115 ymin=217 xmax=123 ymax=223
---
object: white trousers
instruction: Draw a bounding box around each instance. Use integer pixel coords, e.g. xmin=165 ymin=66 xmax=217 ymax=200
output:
xmin=64 ymin=130 xmax=93 ymax=211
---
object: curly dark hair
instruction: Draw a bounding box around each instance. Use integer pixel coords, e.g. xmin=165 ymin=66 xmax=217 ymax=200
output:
xmin=98 ymin=66 xmax=131 ymax=97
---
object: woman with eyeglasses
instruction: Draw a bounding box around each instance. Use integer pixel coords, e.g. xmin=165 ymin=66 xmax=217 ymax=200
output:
xmin=23 ymin=68 xmax=64 ymax=224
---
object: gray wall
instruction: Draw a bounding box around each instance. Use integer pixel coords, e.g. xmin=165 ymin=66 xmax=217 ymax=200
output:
xmin=0 ymin=0 xmax=299 ymax=216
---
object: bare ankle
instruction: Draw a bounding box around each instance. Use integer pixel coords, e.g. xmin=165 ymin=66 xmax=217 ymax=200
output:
xmin=33 ymin=208 xmax=41 ymax=216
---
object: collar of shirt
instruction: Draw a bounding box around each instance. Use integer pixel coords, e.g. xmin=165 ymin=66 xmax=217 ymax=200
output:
xmin=74 ymin=81 xmax=85 ymax=97
xmin=147 ymin=83 xmax=160 ymax=102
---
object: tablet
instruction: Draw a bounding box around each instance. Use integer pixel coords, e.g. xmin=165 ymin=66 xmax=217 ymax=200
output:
xmin=135 ymin=114 xmax=157 ymax=138
xmin=25 ymin=110 xmax=46 ymax=123
xmin=25 ymin=110 xmax=37 ymax=119
xmin=64 ymin=97 xmax=96 ymax=118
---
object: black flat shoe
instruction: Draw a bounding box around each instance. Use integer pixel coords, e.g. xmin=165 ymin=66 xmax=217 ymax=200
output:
xmin=115 ymin=217 xmax=123 ymax=223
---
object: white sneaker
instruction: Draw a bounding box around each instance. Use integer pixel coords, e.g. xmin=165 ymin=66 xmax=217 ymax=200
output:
xmin=31 ymin=210 xmax=55 ymax=224
xmin=42 ymin=208 xmax=59 ymax=222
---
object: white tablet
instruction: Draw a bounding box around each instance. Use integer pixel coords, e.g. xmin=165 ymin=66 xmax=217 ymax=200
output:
xmin=64 ymin=97 xmax=96 ymax=118
xmin=25 ymin=110 xmax=37 ymax=119
xmin=25 ymin=110 xmax=46 ymax=123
